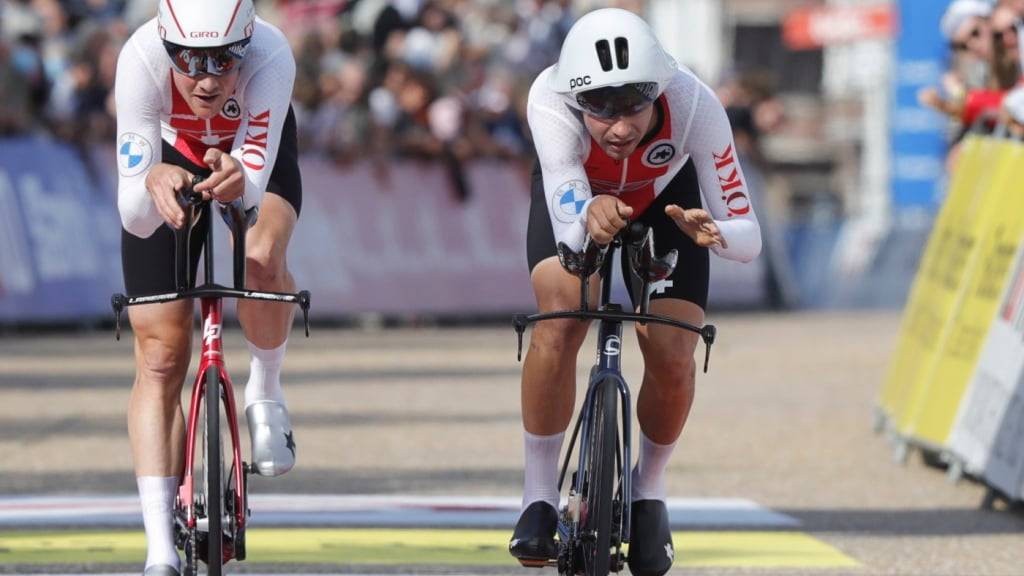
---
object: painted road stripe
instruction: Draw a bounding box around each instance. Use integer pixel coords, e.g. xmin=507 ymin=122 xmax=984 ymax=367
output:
xmin=0 ymin=495 xmax=798 ymax=529
xmin=0 ymin=528 xmax=858 ymax=568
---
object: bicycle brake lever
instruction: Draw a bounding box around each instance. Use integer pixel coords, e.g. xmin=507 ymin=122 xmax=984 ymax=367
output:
xmin=298 ymin=290 xmax=311 ymax=337
xmin=111 ymin=294 xmax=126 ymax=341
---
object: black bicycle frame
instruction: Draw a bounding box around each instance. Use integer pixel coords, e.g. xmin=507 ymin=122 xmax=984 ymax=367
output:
xmin=569 ymin=253 xmax=634 ymax=545
xmin=513 ymin=226 xmax=717 ymax=564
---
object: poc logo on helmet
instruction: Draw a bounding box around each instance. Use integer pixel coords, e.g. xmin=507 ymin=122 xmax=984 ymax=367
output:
xmin=190 ymin=31 xmax=221 ymax=39
xmin=569 ymin=75 xmax=592 ymax=90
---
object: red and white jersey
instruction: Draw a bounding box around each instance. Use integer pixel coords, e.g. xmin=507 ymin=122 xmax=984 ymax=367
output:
xmin=527 ymin=65 xmax=761 ymax=262
xmin=114 ymin=17 xmax=295 ymax=238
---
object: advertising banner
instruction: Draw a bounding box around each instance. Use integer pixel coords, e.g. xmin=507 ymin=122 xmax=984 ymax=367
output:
xmin=2 ymin=145 xmax=770 ymax=323
xmin=948 ymin=243 xmax=1024 ymax=498
xmin=879 ymin=136 xmax=993 ymax=424
xmin=889 ymin=0 xmax=949 ymax=211
xmin=0 ymin=139 xmax=122 ymax=321
xmin=905 ymin=142 xmax=1024 ymax=445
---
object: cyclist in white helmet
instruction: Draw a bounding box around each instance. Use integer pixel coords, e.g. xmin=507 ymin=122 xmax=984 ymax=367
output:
xmin=510 ymin=8 xmax=761 ymax=575
xmin=114 ymin=1 xmax=301 ymax=573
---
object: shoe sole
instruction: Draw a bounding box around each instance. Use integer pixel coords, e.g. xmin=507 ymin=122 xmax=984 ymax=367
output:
xmin=515 ymin=558 xmax=550 ymax=568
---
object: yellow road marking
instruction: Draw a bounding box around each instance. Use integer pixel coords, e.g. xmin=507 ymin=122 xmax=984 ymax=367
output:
xmin=0 ymin=528 xmax=858 ymax=568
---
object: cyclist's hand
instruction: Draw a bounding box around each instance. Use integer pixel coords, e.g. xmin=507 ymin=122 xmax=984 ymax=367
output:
xmin=586 ymin=195 xmax=633 ymax=245
xmin=665 ymin=205 xmax=727 ymax=249
xmin=194 ymin=148 xmax=244 ymax=203
xmin=145 ymin=163 xmax=194 ymax=230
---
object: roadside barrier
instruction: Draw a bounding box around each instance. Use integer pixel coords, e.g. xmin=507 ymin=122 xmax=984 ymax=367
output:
xmin=879 ymin=134 xmax=1024 ymax=502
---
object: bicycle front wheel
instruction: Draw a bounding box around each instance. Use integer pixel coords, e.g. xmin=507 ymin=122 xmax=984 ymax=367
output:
xmin=581 ymin=378 xmax=619 ymax=576
xmin=203 ymin=368 xmax=224 ymax=574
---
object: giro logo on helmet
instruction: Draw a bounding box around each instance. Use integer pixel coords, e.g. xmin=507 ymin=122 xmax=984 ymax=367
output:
xmin=190 ymin=31 xmax=220 ymax=38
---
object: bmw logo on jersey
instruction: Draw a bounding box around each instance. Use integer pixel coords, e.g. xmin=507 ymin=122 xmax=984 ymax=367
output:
xmin=117 ymin=133 xmax=153 ymax=177
xmin=552 ymin=180 xmax=591 ymax=223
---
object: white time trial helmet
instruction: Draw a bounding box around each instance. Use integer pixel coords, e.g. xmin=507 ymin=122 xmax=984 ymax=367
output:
xmin=158 ymin=0 xmax=255 ymax=76
xmin=548 ymin=8 xmax=677 ymax=118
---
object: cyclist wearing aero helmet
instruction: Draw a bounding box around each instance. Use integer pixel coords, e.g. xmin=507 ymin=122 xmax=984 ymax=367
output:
xmin=511 ymin=8 xmax=761 ymax=575
xmin=115 ymin=1 xmax=301 ymax=573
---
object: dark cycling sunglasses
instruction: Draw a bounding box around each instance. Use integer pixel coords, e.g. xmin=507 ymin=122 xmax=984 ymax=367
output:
xmin=163 ymin=39 xmax=250 ymax=78
xmin=576 ymin=82 xmax=658 ymax=119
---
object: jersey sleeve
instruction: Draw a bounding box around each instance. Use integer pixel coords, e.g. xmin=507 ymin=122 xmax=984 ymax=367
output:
xmin=229 ymin=44 xmax=296 ymax=210
xmin=527 ymin=85 xmax=591 ymax=252
xmin=114 ymin=37 xmax=165 ymax=239
xmin=683 ymin=85 xmax=762 ymax=263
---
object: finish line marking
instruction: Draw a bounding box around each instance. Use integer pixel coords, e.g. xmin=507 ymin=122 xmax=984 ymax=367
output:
xmin=0 ymin=528 xmax=858 ymax=568
xmin=0 ymin=495 xmax=798 ymax=529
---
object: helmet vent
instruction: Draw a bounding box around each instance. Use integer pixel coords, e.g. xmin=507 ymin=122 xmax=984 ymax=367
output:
xmin=614 ymin=37 xmax=629 ymax=69
xmin=595 ymin=39 xmax=613 ymax=72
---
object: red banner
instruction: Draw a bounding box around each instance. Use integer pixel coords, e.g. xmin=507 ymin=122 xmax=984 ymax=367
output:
xmin=784 ymin=4 xmax=896 ymax=51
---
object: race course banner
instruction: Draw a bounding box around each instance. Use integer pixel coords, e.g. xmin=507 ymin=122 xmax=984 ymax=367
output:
xmin=904 ymin=141 xmax=1024 ymax=445
xmin=948 ymin=242 xmax=1024 ymax=500
xmin=1 ymin=143 xmax=773 ymax=323
xmin=879 ymin=136 xmax=996 ymax=430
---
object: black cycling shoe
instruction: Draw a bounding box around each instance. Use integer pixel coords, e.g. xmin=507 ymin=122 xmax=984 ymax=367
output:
xmin=509 ymin=501 xmax=559 ymax=567
xmin=627 ymin=499 xmax=675 ymax=576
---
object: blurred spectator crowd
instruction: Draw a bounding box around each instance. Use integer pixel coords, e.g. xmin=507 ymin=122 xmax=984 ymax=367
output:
xmin=0 ymin=0 xmax=583 ymax=183
xmin=922 ymin=0 xmax=1024 ymax=154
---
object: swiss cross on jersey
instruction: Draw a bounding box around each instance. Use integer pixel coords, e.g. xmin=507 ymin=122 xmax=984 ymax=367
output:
xmin=583 ymin=96 xmax=675 ymax=216
xmin=168 ymin=77 xmax=242 ymax=167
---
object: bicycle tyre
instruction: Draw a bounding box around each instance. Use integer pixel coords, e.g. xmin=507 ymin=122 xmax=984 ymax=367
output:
xmin=581 ymin=377 xmax=618 ymax=576
xmin=204 ymin=368 xmax=223 ymax=574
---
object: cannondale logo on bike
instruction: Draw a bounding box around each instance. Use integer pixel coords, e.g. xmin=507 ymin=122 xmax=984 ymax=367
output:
xmin=604 ymin=335 xmax=621 ymax=356
xmin=203 ymin=318 xmax=222 ymax=348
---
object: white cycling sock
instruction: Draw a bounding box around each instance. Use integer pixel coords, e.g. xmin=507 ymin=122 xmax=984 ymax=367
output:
xmin=137 ymin=476 xmax=180 ymax=570
xmin=245 ymin=339 xmax=287 ymax=408
xmin=522 ymin=430 xmax=565 ymax=512
xmin=631 ymin=431 xmax=676 ymax=502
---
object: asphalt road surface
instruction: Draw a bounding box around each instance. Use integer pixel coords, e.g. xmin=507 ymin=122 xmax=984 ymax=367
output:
xmin=1 ymin=311 xmax=1022 ymax=575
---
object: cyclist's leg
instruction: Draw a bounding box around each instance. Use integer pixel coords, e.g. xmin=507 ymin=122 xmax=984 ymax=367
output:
xmin=128 ymin=303 xmax=194 ymax=477
xmin=237 ymin=105 xmax=301 ymax=477
xmin=122 ymin=196 xmax=207 ymax=573
xmin=626 ymin=159 xmax=708 ymax=576
xmin=129 ymin=301 xmax=192 ymax=574
xmin=512 ymin=160 xmax=598 ymax=563
xmin=631 ymin=157 xmax=707 ymax=458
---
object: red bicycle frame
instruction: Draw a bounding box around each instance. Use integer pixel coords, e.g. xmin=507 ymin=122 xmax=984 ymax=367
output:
xmin=179 ymin=296 xmax=245 ymax=562
xmin=111 ymin=191 xmax=310 ymax=571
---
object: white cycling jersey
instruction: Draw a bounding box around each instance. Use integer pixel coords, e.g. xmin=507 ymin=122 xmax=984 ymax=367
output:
xmin=114 ymin=17 xmax=295 ymax=238
xmin=528 ymin=65 xmax=762 ymax=262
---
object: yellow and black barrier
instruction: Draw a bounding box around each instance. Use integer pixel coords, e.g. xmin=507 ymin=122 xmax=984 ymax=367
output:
xmin=879 ymin=134 xmax=1024 ymax=502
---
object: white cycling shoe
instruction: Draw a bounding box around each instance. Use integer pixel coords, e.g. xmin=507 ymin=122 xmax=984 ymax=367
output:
xmin=245 ymin=401 xmax=296 ymax=477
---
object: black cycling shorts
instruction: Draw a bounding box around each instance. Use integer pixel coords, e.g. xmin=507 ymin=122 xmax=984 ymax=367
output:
xmin=121 ymin=106 xmax=302 ymax=296
xmin=526 ymin=158 xmax=709 ymax=310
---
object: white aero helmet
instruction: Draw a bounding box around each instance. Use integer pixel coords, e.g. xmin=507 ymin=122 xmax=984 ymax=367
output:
xmin=548 ymin=8 xmax=677 ymax=118
xmin=158 ymin=0 xmax=255 ymax=49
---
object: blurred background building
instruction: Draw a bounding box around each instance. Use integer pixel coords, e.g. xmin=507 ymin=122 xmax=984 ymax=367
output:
xmin=0 ymin=0 xmax=983 ymax=323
